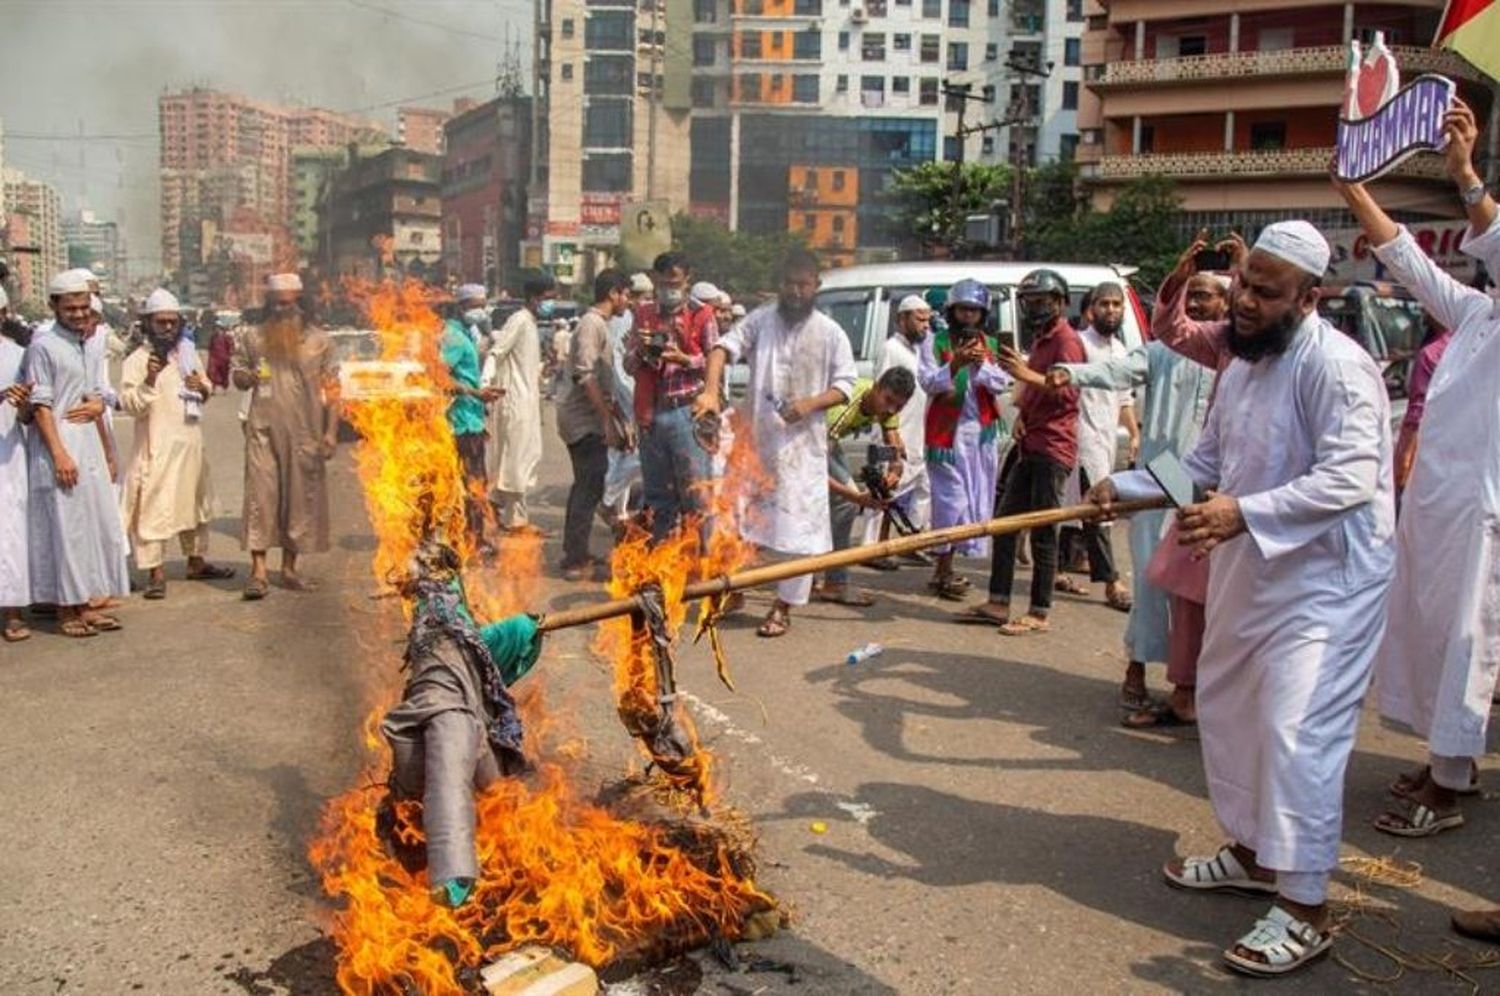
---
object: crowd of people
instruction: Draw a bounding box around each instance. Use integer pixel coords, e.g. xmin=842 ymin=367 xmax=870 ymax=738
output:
xmin=1 ymin=94 xmax=1497 ymax=980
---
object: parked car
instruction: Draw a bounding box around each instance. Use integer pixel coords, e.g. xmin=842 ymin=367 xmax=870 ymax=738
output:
xmin=1317 ymin=281 xmax=1424 ymax=430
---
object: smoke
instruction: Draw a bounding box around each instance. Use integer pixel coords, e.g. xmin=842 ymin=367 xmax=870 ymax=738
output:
xmin=0 ymin=0 xmax=533 ymax=275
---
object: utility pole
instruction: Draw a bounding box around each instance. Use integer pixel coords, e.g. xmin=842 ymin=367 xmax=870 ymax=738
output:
xmin=941 ymin=82 xmax=995 ymax=254
xmin=1002 ymin=53 xmax=1053 ymax=259
xmin=646 ymin=0 xmax=661 ymax=200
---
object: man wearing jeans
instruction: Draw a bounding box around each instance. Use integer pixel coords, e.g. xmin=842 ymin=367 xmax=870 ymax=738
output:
xmin=555 ymin=269 xmax=632 ymax=580
xmin=979 ymin=268 xmax=1086 ymax=635
xmin=625 ymin=251 xmax=719 ymax=542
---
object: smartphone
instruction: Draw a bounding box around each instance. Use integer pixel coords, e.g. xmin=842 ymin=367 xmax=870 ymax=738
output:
xmin=1146 ymin=449 xmax=1200 ymax=509
xmin=1194 ymin=248 xmax=1231 ymax=272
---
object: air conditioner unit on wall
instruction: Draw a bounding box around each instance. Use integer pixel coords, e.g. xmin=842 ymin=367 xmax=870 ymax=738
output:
xmin=851 ymin=6 xmax=868 ymax=22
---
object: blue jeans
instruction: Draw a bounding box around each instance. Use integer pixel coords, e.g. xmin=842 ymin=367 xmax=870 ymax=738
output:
xmin=640 ymin=405 xmax=713 ymax=542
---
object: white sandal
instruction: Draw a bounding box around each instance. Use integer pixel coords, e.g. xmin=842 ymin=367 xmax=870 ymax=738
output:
xmin=1222 ymin=905 xmax=1332 ymax=977
xmin=1162 ymin=844 xmax=1278 ymax=895
xmin=1374 ymin=800 xmax=1465 ymax=838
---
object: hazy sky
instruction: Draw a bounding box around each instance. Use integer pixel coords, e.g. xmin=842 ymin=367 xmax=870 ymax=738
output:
xmin=0 ymin=0 xmax=535 ymax=274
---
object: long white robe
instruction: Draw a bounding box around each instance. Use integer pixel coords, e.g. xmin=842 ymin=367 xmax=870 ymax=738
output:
xmin=876 ymin=332 xmax=931 ymax=529
xmin=482 ymin=308 xmax=543 ymax=498
xmin=1371 ymin=220 xmax=1500 ymax=759
xmin=1065 ymin=325 xmax=1132 ymax=503
xmin=1058 ymin=340 xmax=1213 ymax=663
xmin=118 ymin=347 xmax=214 ymax=544
xmin=1114 ymin=312 xmax=1394 ymax=873
xmin=718 ymin=303 xmax=856 ymax=555
xmin=23 ymin=326 xmax=130 ymax=605
xmin=0 ymin=337 xmax=29 ymax=606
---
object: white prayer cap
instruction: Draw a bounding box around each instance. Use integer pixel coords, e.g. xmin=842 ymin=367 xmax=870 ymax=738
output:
xmin=897 ymin=294 xmax=931 ymax=314
xmin=49 ymin=269 xmax=92 ymax=296
xmin=731 ymin=303 xmax=746 ymax=318
xmin=141 ymin=288 xmax=182 ymax=315
xmin=89 ymin=294 xmax=104 ymax=315
xmin=266 ymin=272 xmax=303 ymax=292
xmin=0 ymin=285 xmax=8 ymax=310
xmin=690 ymin=281 xmax=721 ymax=305
xmin=1252 ymin=220 xmax=1330 ymax=278
xmin=630 ymin=272 xmax=654 ymax=294
xmin=456 ymin=283 xmax=487 ymax=303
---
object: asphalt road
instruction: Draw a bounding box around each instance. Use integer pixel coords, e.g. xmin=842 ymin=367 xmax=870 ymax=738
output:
xmin=1 ymin=393 xmax=1496 ymax=995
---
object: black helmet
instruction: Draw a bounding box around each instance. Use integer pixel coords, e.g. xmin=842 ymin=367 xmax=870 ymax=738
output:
xmin=1016 ymin=268 xmax=1069 ymax=300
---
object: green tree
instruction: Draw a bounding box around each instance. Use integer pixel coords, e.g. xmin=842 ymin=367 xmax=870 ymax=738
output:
xmin=1027 ymin=172 xmax=1182 ymax=288
xmin=665 ymin=213 xmax=808 ymax=298
xmin=885 ymin=161 xmax=1013 ymax=253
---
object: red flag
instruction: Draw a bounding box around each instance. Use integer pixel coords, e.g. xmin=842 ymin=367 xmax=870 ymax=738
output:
xmin=1436 ymin=0 xmax=1500 ymax=83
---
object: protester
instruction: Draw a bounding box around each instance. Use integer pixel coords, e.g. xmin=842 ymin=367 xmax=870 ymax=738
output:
xmin=24 ymin=270 xmax=130 ymax=636
xmin=230 ymin=273 xmax=339 ymax=600
xmin=1092 ymin=220 xmax=1395 ymax=977
xmin=118 ymin=288 xmax=232 ymax=599
xmin=454 ymin=283 xmax=493 ymax=351
xmin=0 ymin=285 xmax=31 ymax=642
xmin=442 ymin=285 xmax=503 ymax=557
xmin=918 ymin=279 xmax=1009 ymax=604
xmin=1050 ymin=271 xmax=1220 ymax=724
xmin=1392 ymin=316 xmax=1451 ymax=501
xmin=814 ymin=367 xmax=915 ymax=607
xmin=1331 ymin=98 xmax=1500 ymax=843
xmin=601 ymin=273 xmax=652 ymax=528
xmin=872 ymin=295 xmax=933 ymax=555
xmin=695 ymin=247 xmax=856 ymax=638
xmin=207 ymin=310 xmax=240 ymax=390
xmin=482 ymin=273 xmax=553 ymax=533
xmin=556 ymin=269 xmax=633 ymax=580
xmin=1055 ymin=283 xmax=1138 ymax=611
xmin=965 ymin=269 xmax=1084 ymax=634
xmin=626 ymin=251 xmax=719 ymax=543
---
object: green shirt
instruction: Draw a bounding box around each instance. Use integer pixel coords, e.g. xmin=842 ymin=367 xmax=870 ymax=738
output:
xmin=826 ymin=377 xmax=898 ymax=441
xmin=440 ymin=319 xmax=486 ymax=437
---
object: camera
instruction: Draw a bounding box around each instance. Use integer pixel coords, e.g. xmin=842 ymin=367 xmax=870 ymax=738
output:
xmin=639 ymin=328 xmax=669 ymax=363
xmin=857 ymin=444 xmax=916 ymax=536
xmin=866 ymin=443 xmax=899 ymax=465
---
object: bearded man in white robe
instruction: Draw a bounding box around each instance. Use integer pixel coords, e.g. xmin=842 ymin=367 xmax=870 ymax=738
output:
xmin=695 ymin=247 xmax=856 ymax=638
xmin=1091 ymin=221 xmax=1395 ymax=977
xmin=1334 ymin=101 xmax=1500 ymax=866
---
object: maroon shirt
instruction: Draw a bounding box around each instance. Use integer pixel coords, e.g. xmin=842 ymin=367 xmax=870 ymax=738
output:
xmin=1017 ymin=318 xmax=1086 ymax=467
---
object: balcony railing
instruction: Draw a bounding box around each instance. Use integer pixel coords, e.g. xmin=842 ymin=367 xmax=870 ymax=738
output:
xmin=1094 ymin=44 xmax=1478 ymax=87
xmin=1095 ymin=146 xmax=1450 ymax=180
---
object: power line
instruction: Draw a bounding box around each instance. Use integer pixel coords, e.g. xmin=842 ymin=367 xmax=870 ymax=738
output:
xmin=343 ymin=0 xmax=505 ymax=43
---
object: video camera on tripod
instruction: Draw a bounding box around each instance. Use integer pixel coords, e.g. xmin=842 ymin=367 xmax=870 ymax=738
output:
xmin=856 ymin=443 xmax=917 ymax=536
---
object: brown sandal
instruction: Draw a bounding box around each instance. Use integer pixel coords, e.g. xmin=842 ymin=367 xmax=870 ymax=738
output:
xmin=59 ymin=618 xmax=98 ymax=638
xmin=82 ymin=613 xmax=121 ymax=632
xmin=756 ymin=604 xmax=791 ymax=638
xmin=998 ymin=614 xmax=1050 ymax=636
xmin=1054 ymin=576 xmax=1090 ymax=596
xmin=3 ymin=618 xmax=31 ymax=642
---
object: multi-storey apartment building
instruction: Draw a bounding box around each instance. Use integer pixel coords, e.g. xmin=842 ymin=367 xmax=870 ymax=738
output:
xmin=397 ymin=106 xmax=452 ymax=155
xmin=441 ymin=96 xmax=532 ymax=291
xmin=2 ymin=169 xmax=66 ymax=311
xmin=61 ymin=209 xmax=126 ymax=291
xmin=1076 ymin=0 xmax=1493 ymax=236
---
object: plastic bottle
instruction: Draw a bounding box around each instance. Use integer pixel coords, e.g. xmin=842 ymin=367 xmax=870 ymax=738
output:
xmin=845 ymin=642 xmax=884 ymax=665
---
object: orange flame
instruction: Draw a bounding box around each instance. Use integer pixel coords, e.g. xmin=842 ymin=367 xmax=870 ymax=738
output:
xmin=310 ymin=281 xmax=775 ymax=995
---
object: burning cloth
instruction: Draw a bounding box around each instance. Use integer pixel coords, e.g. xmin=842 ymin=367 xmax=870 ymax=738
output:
xmin=380 ymin=576 xmax=542 ymax=905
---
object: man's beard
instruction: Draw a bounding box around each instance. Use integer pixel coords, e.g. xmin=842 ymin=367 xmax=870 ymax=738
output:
xmin=263 ymin=314 xmax=304 ymax=361
xmin=1093 ymin=317 xmax=1121 ymax=338
xmin=1228 ymin=308 xmax=1302 ymax=362
xmin=1 ymin=316 xmax=32 ymax=347
xmin=778 ymin=298 xmax=814 ymax=323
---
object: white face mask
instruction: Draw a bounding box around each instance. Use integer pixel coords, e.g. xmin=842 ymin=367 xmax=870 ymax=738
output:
xmin=463 ymin=308 xmax=491 ymax=331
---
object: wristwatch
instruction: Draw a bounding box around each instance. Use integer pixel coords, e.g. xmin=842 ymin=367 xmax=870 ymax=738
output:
xmin=1462 ymin=180 xmax=1488 ymax=206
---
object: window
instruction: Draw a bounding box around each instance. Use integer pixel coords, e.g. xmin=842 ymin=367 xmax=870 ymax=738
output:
xmin=692 ymin=78 xmax=717 ymax=107
xmin=919 ymin=76 xmax=938 ymax=104
xmin=584 ymin=102 xmax=633 ymax=147
xmin=793 ymin=74 xmax=819 ymax=102
xmin=585 ymin=10 xmax=634 ymax=49
xmin=1059 ymin=133 xmax=1079 ymax=161
xmin=1138 ymin=124 xmax=1155 ymax=153
xmin=948 ymin=0 xmax=968 ymax=27
xmin=1250 ymin=120 xmax=1287 ymax=150
xmin=919 ymin=33 xmax=939 ymax=62
xmin=740 ymin=74 xmax=762 ymax=101
xmin=892 ymin=75 xmax=910 ymax=93
xmin=561 ymin=17 xmax=575 ymax=37
xmin=838 ymin=30 xmax=850 ymax=50
xmin=693 ymin=0 xmax=716 ymax=22
xmin=1066 ymin=0 xmax=1082 ymax=21
xmin=836 ymin=74 xmax=848 ymax=91
xmin=946 ymin=41 xmax=968 ymax=70
xmin=740 ymin=32 xmax=762 ymax=58
xmin=893 ymin=32 xmax=910 ymax=51
xmin=861 ymin=74 xmax=885 ymax=92
xmin=862 ymin=32 xmax=886 ymax=60
xmin=561 ymin=63 xmax=574 ymax=80
xmin=985 ymin=42 xmax=997 ymax=61
xmin=987 ymin=0 xmax=998 ymax=14
xmin=793 ymin=0 xmax=822 ymax=11
xmin=1258 ymin=27 xmax=1294 ymax=52
xmin=921 ymin=0 xmax=939 ymax=17
xmin=866 ymin=0 xmax=887 ymax=14
xmin=694 ymin=37 xmax=716 ymax=65
xmin=943 ymin=135 xmax=959 ymax=161
xmin=1062 ymin=81 xmax=1078 ymax=109
xmin=1064 ymin=38 xmax=1080 ymax=66
xmin=794 ymin=30 xmax=821 ymax=59
xmin=832 ymin=215 xmax=845 ymax=234
xmin=584 ymin=55 xmax=635 ymax=95
xmin=981 ymin=136 xmax=994 ymax=155
xmin=582 ymin=152 xmax=632 ymax=191
xmin=1166 ymin=34 xmax=1206 ymax=57
xmin=832 ymin=170 xmax=846 ymax=190
xmin=896 ymin=0 xmax=910 ymax=6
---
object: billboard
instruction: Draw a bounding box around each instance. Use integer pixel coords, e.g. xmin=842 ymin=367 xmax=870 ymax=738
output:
xmin=1326 ymin=219 xmax=1479 ymax=285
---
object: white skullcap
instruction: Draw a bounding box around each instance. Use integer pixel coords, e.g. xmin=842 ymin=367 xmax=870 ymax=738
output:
xmin=0 ymin=285 xmax=9 ymax=310
xmin=49 ymin=270 xmax=92 ymax=296
xmin=731 ymin=303 xmax=746 ymax=318
xmin=89 ymin=294 xmax=104 ymax=315
xmin=690 ymin=281 xmax=721 ymax=305
xmin=456 ymin=283 xmax=487 ymax=303
xmin=1253 ymin=221 xmax=1330 ymax=278
xmin=630 ymin=272 xmax=654 ymax=294
xmin=897 ymin=294 xmax=931 ymax=314
xmin=141 ymin=288 xmax=182 ymax=315
xmin=266 ymin=272 xmax=303 ymax=292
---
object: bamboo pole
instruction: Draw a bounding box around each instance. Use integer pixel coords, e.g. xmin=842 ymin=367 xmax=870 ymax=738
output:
xmin=536 ymin=497 xmax=1169 ymax=633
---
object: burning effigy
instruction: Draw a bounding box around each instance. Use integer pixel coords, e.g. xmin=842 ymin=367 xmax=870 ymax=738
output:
xmin=308 ymin=281 xmax=777 ymax=996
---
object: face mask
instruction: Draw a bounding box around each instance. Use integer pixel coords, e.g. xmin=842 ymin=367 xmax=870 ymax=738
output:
xmin=1020 ymin=298 xmax=1055 ymax=329
xmin=536 ymin=299 xmax=556 ymax=319
xmin=659 ymin=288 xmax=686 ymax=310
xmin=463 ymin=308 xmax=491 ymax=331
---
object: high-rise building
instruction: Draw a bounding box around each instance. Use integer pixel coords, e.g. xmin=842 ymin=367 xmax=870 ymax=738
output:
xmin=987 ymin=0 xmax=1088 ymax=168
xmin=318 ymin=146 xmax=444 ymax=282
xmin=1075 ymin=0 xmax=1492 ymax=236
xmin=3 ymin=169 xmax=66 ymax=311
xmin=397 ymin=106 xmax=452 ymax=155
xmin=62 ymin=208 xmax=126 ymax=291
xmin=442 ymin=96 xmax=532 ymax=292
xmin=290 ymin=147 xmax=356 ymax=267
xmin=158 ymin=87 xmax=387 ymax=301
